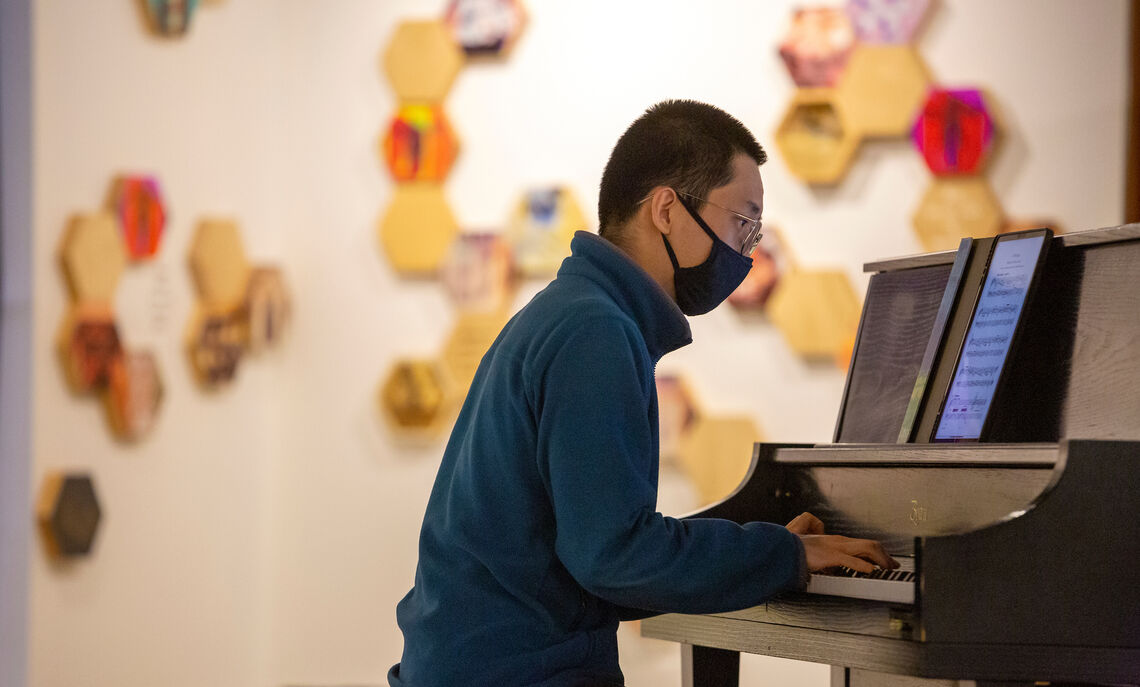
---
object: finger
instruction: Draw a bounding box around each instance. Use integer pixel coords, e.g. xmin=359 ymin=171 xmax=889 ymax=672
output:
xmin=843 ymin=539 xmax=897 ymax=570
xmin=801 ymin=512 xmax=825 ymax=534
xmin=840 ymin=554 xmax=875 ymax=574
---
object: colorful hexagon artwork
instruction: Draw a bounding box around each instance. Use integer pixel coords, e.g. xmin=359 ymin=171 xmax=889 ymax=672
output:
xmin=836 ymin=45 xmax=931 ymax=138
xmin=440 ymin=233 xmax=514 ymax=312
xmin=778 ymin=7 xmax=856 ymax=88
xmin=241 ymin=267 xmax=292 ymax=354
xmin=912 ymin=177 xmax=1004 ymax=252
xmin=767 ymin=269 xmax=862 ymax=360
xmin=111 ymin=175 xmax=167 ymax=260
xmin=379 ymin=358 xmax=452 ymax=434
xmin=186 ymin=307 xmax=246 ymax=387
xmin=60 ymin=212 xmax=128 ymax=305
xmin=143 ymin=0 xmax=200 ymax=37
xmin=656 ymin=375 xmax=700 ymax=470
xmin=677 ymin=416 xmax=763 ymax=506
xmin=382 ymin=104 xmax=460 ymax=183
xmin=189 ymin=219 xmax=251 ymax=311
xmin=912 ymin=89 xmax=997 ymax=176
xmin=383 ymin=20 xmax=465 ymax=101
xmin=379 ymin=185 xmax=461 ymax=275
xmin=775 ymin=90 xmax=860 ymax=185
xmin=506 ymin=187 xmax=587 ymax=277
xmin=37 ymin=472 xmax=102 ymax=560
xmin=443 ymin=0 xmax=527 ymax=58
xmin=846 ymin=0 xmax=930 ymax=44
xmin=58 ymin=304 xmax=123 ymax=394
xmin=105 ymin=351 xmax=164 ymax=441
xmin=442 ymin=309 xmax=509 ymax=392
xmin=728 ymin=229 xmax=790 ymax=312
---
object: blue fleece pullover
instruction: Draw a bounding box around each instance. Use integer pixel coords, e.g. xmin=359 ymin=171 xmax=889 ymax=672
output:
xmin=389 ymin=232 xmax=807 ymax=687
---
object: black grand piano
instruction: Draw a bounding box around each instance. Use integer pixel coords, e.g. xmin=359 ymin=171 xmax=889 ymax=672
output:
xmin=641 ymin=224 xmax=1140 ymax=686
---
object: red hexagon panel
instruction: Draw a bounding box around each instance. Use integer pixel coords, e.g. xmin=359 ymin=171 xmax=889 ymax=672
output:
xmin=778 ymin=7 xmax=856 ymax=88
xmin=443 ymin=0 xmax=527 ymax=58
xmin=58 ymin=304 xmax=123 ymax=394
xmin=382 ymin=104 xmax=460 ymax=183
xmin=111 ymin=175 xmax=167 ymax=261
xmin=846 ymin=0 xmax=930 ymax=44
xmin=912 ymin=89 xmax=997 ymax=176
xmin=440 ymin=233 xmax=514 ymax=312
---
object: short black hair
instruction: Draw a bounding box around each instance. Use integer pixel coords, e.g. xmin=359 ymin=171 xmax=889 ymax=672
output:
xmin=597 ymin=100 xmax=766 ymax=243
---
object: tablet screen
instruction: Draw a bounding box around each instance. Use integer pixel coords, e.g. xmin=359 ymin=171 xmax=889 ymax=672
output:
xmin=933 ymin=234 xmax=1047 ymax=441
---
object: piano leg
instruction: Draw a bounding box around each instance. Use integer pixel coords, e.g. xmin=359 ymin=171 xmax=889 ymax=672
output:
xmin=681 ymin=644 xmax=739 ymax=687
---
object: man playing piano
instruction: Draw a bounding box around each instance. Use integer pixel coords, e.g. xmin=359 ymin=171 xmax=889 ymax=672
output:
xmin=389 ymin=100 xmax=897 ymax=687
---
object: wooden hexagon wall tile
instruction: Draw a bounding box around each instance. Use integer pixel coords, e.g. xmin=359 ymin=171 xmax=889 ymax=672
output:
xmin=912 ymin=88 xmax=997 ymax=176
xmin=912 ymin=177 xmax=1004 ymax=252
xmin=677 ymin=416 xmax=763 ymax=506
xmin=767 ymin=269 xmax=862 ymax=360
xmin=778 ymin=7 xmax=856 ymax=88
xmin=186 ymin=306 xmax=246 ymax=388
xmin=506 ymin=187 xmax=587 ymax=277
xmin=837 ymin=45 xmax=931 ymax=138
xmin=105 ymin=351 xmax=164 ymax=441
xmin=60 ymin=212 xmax=128 ymax=305
xmin=379 ymin=185 xmax=460 ymax=275
xmin=142 ymin=0 xmax=201 ymax=37
xmin=109 ymin=175 xmax=167 ymax=261
xmin=775 ymin=90 xmax=861 ymax=185
xmin=440 ymin=233 xmax=515 ymax=312
xmin=37 ymin=472 xmax=102 ymax=560
xmin=656 ymin=374 xmax=701 ymax=471
xmin=57 ymin=303 xmax=123 ymax=394
xmin=379 ymin=358 xmax=453 ymax=436
xmin=189 ymin=219 xmax=251 ymax=311
xmin=383 ymin=20 xmax=464 ymax=101
xmin=846 ymin=0 xmax=931 ymax=44
xmin=441 ymin=308 xmax=510 ymax=392
xmin=382 ymin=104 xmax=460 ymax=183
xmin=443 ymin=0 xmax=528 ymax=59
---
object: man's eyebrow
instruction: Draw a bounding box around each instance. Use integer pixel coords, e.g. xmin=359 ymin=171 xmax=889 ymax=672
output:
xmin=746 ymin=201 xmax=761 ymax=216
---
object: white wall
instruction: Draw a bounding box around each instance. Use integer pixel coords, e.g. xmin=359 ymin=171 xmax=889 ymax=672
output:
xmin=23 ymin=1 xmax=1130 ymax=687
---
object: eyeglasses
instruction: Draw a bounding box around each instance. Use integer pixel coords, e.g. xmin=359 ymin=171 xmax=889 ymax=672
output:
xmin=675 ymin=191 xmax=764 ymax=256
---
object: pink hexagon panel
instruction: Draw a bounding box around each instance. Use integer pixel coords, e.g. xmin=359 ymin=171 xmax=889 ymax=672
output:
xmin=656 ymin=375 xmax=700 ymax=470
xmin=912 ymin=89 xmax=997 ymax=176
xmin=778 ymin=7 xmax=856 ymax=88
xmin=105 ymin=350 xmax=164 ymax=442
xmin=846 ymin=0 xmax=930 ymax=44
xmin=443 ymin=0 xmax=527 ymax=58
xmin=110 ymin=175 xmax=167 ymax=261
xmin=440 ymin=233 xmax=515 ymax=312
xmin=382 ymin=104 xmax=460 ymax=183
xmin=728 ymin=229 xmax=790 ymax=312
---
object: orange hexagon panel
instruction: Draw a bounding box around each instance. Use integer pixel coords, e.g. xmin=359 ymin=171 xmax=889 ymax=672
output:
xmin=677 ymin=415 xmax=763 ymax=506
xmin=442 ymin=308 xmax=509 ymax=392
xmin=506 ymin=187 xmax=587 ymax=277
xmin=186 ymin=307 xmax=246 ymax=388
xmin=836 ymin=45 xmax=931 ymax=138
xmin=241 ymin=267 xmax=292 ymax=354
xmin=440 ymin=233 xmax=515 ymax=312
xmin=379 ymin=185 xmax=461 ymax=275
xmin=912 ymin=177 xmax=1004 ymax=252
xmin=383 ymin=20 xmax=464 ymax=101
xmin=379 ymin=358 xmax=453 ymax=435
xmin=767 ymin=269 xmax=862 ymax=360
xmin=60 ymin=212 xmax=128 ymax=305
xmin=382 ymin=104 xmax=460 ymax=183
xmin=775 ymin=89 xmax=861 ymax=185
xmin=109 ymin=175 xmax=167 ymax=260
xmin=846 ymin=0 xmax=931 ymax=44
xmin=57 ymin=303 xmax=123 ymax=394
xmin=443 ymin=0 xmax=528 ymax=58
xmin=105 ymin=350 xmax=164 ymax=441
xmin=37 ymin=472 xmax=102 ymax=560
xmin=728 ymin=228 xmax=791 ymax=312
xmin=778 ymin=7 xmax=856 ymax=88
xmin=656 ymin=374 xmax=701 ymax=470
xmin=189 ymin=219 xmax=251 ymax=310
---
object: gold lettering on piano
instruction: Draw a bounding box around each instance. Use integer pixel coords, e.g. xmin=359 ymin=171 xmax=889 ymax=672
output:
xmin=909 ymin=499 xmax=928 ymax=525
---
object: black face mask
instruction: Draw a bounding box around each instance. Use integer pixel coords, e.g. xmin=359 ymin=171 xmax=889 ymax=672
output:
xmin=661 ymin=194 xmax=753 ymax=316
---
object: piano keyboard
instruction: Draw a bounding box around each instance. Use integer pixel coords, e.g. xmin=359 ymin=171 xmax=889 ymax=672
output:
xmin=804 ymin=556 xmax=916 ymax=604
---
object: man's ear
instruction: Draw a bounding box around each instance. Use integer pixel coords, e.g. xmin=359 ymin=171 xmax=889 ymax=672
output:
xmin=647 ymin=187 xmax=679 ymax=236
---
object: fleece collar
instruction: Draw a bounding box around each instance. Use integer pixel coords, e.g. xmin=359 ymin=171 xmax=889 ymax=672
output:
xmin=558 ymin=231 xmax=692 ymax=361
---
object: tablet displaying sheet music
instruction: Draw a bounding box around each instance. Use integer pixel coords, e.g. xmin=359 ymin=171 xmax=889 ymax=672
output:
xmin=933 ymin=229 xmax=1052 ymax=442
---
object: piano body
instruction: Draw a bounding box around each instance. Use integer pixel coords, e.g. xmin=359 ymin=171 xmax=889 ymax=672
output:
xmin=641 ymin=224 xmax=1140 ymax=686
